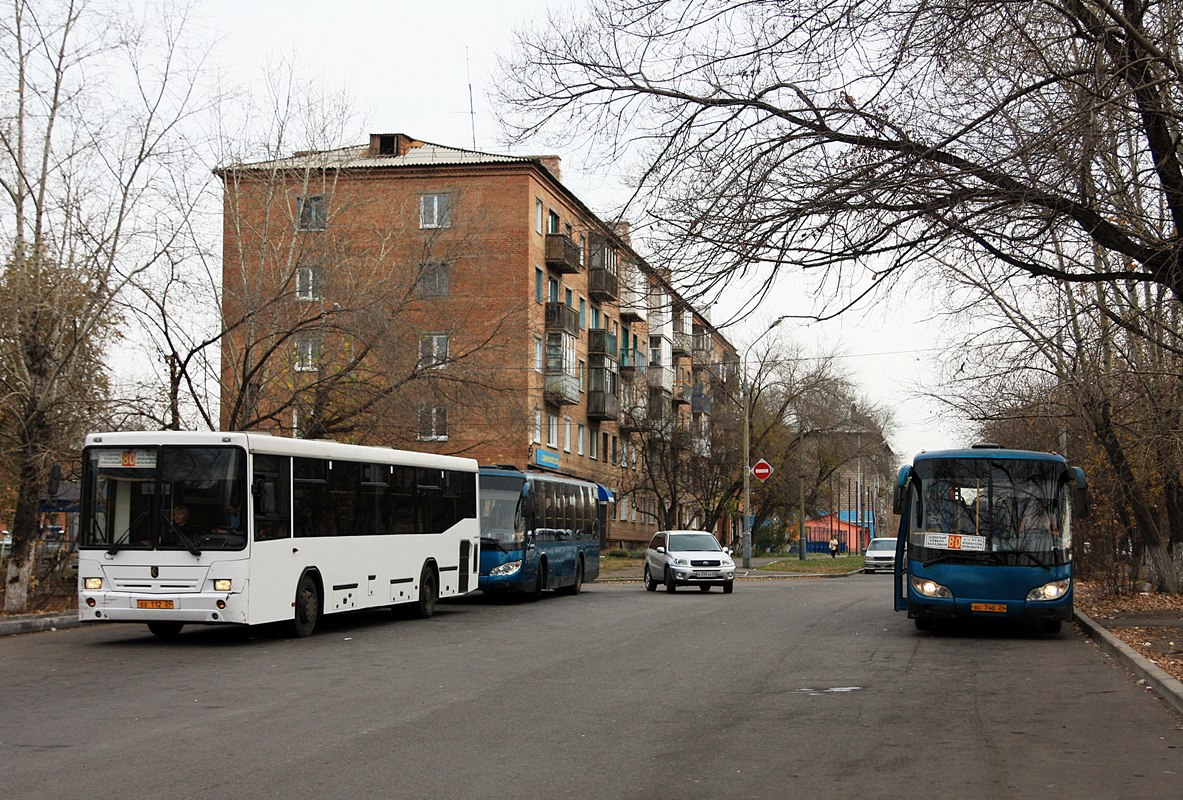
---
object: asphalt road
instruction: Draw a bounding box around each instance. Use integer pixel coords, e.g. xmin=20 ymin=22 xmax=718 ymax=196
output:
xmin=2 ymin=575 xmax=1181 ymax=799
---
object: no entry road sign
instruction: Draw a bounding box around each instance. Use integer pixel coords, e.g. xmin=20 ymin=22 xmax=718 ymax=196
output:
xmin=752 ymin=459 xmax=773 ymax=482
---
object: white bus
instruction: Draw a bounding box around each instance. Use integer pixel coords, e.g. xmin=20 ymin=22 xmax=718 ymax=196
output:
xmin=77 ymin=431 xmax=479 ymax=637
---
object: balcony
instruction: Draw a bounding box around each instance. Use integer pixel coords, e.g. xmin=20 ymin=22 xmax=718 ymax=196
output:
xmin=647 ymin=364 xmax=674 ymax=394
xmin=587 ymin=390 xmax=620 ymax=421
xmin=545 ymin=302 xmax=580 ymax=336
xmin=545 ymin=234 xmax=582 ymax=274
xmin=588 ymin=329 xmax=618 ymax=358
xmin=619 ymin=402 xmax=647 ymax=432
xmin=671 ymin=428 xmax=692 ymax=450
xmin=544 ymin=370 xmax=580 ymax=405
xmin=620 ymin=348 xmax=647 ymax=375
xmin=671 ymin=331 xmax=693 ymax=355
xmin=588 ymin=267 xmax=619 ymax=302
xmin=673 ymin=380 xmax=692 ymax=405
xmin=619 ymin=283 xmax=646 ymax=322
xmin=692 ymin=383 xmax=713 ymax=415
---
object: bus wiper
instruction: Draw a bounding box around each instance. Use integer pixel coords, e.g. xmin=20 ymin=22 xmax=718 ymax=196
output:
xmin=165 ymin=518 xmax=202 ymax=556
xmin=1019 ymin=551 xmax=1050 ymax=569
xmin=106 ymin=512 xmax=147 ymax=556
xmin=479 ymin=536 xmax=508 ymax=553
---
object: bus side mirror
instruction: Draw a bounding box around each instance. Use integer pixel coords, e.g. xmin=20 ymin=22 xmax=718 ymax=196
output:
xmin=892 ymin=467 xmax=912 ymax=515
xmin=48 ymin=463 xmax=62 ymax=498
xmin=252 ymin=476 xmax=276 ymax=514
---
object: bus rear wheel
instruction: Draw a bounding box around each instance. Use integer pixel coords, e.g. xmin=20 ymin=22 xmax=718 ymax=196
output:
xmin=290 ymin=574 xmax=320 ymax=637
xmin=147 ymin=621 xmax=183 ymax=638
xmin=413 ymin=566 xmax=438 ymax=619
xmin=557 ymin=559 xmax=583 ymax=595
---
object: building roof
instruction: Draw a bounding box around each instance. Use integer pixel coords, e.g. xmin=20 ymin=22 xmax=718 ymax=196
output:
xmin=222 ymin=138 xmax=541 ymax=173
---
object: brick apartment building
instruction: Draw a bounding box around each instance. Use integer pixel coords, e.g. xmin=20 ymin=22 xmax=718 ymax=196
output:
xmin=217 ymin=133 xmax=739 ymax=546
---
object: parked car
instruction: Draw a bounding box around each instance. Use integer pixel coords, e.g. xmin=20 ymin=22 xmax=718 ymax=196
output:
xmin=863 ymin=537 xmax=898 ymax=573
xmin=644 ymin=530 xmax=736 ymax=593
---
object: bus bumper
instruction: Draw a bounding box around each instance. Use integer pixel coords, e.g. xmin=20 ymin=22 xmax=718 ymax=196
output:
xmin=79 ymin=591 xmax=248 ymax=625
xmin=908 ymin=594 xmax=1073 ymax=624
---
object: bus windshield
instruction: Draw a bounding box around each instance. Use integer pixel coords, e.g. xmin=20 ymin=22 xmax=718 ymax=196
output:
xmin=909 ymin=457 xmax=1072 ymax=567
xmin=81 ymin=446 xmax=247 ymax=552
xmin=479 ymin=475 xmax=526 ymax=548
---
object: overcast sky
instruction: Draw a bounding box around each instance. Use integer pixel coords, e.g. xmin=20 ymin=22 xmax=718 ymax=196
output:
xmin=197 ymin=0 xmax=967 ymax=463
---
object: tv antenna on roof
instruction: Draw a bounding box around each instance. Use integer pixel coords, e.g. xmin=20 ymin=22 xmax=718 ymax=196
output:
xmin=467 ymin=46 xmax=477 ymax=149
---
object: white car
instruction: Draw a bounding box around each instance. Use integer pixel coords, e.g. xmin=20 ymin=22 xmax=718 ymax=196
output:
xmin=644 ymin=530 xmax=736 ymax=593
xmin=863 ymin=537 xmax=898 ymax=573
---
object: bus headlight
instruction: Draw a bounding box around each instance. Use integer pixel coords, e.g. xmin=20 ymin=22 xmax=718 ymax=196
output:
xmin=213 ymin=579 xmax=232 ymax=592
xmin=84 ymin=577 xmax=102 ymax=590
xmin=911 ymin=576 xmax=953 ymax=598
xmin=490 ymin=560 xmax=522 ymax=576
xmin=1027 ymin=579 xmax=1070 ymax=601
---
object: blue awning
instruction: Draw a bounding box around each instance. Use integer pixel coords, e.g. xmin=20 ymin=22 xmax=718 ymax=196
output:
xmin=596 ymin=484 xmax=615 ymax=502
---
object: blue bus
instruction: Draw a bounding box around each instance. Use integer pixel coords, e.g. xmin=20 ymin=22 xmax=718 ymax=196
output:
xmin=892 ymin=445 xmax=1088 ymax=633
xmin=477 ymin=467 xmax=608 ymax=598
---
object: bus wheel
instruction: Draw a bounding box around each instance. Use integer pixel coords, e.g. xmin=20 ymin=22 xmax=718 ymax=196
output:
xmin=664 ymin=568 xmax=677 ymax=593
xmin=643 ymin=564 xmax=658 ymax=592
xmin=147 ymin=621 xmax=183 ymax=638
xmin=1041 ymin=619 xmax=1062 ymax=634
xmin=291 ymin=574 xmax=320 ymax=637
xmin=528 ymin=562 xmax=546 ymax=602
xmin=413 ymin=566 xmax=437 ymax=619
xmin=557 ymin=559 xmax=583 ymax=595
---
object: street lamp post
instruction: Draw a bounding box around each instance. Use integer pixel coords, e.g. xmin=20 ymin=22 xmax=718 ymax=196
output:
xmin=741 ymin=317 xmax=784 ymax=569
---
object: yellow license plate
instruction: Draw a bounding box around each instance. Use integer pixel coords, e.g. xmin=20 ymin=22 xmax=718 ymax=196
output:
xmin=970 ymin=602 xmax=1007 ymax=613
xmin=137 ymin=599 xmax=174 ymax=609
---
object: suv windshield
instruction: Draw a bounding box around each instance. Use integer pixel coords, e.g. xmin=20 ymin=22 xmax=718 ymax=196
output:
xmin=668 ymin=533 xmax=722 ymax=551
xmin=868 ymin=539 xmax=895 ymax=552
xmin=81 ymin=446 xmax=247 ymax=552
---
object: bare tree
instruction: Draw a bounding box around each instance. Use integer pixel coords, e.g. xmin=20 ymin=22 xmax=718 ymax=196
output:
xmin=497 ymin=2 xmax=1183 ymax=316
xmin=0 ymin=0 xmax=210 ymax=612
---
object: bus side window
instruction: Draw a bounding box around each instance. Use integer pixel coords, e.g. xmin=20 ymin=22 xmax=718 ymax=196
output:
xmin=252 ymin=454 xmax=290 ymax=541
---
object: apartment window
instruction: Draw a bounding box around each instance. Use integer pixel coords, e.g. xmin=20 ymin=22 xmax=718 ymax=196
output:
xmin=535 ymin=268 xmax=544 ymax=303
xmin=578 ymin=359 xmax=586 ymax=392
xmin=577 ymin=424 xmax=586 ymax=456
xmin=294 ymin=337 xmax=319 ymax=372
xmin=611 ymin=435 xmax=618 ymax=466
xmin=534 ymin=336 xmax=544 ymax=372
xmin=565 ymin=288 xmax=573 ymax=307
xmin=417 ymin=406 xmax=448 ymax=441
xmin=416 ymin=261 xmax=450 ymax=297
xmin=603 ymin=432 xmax=610 ymax=464
xmin=420 ymin=193 xmax=452 ymax=229
xmin=296 ymin=195 xmax=326 ymax=231
xmin=589 ymin=427 xmax=599 ymax=460
xmin=535 ymin=198 xmax=544 ymax=234
xmin=418 ymin=334 xmax=449 ymax=369
xmin=547 ymin=209 xmax=560 ymax=234
xmin=591 ymin=306 xmax=601 ymax=329
xmin=296 ymin=265 xmax=321 ymax=301
xmin=547 ymin=414 xmax=559 ymax=447
xmin=563 ymin=417 xmax=572 ymax=452
xmin=533 ymin=409 xmax=542 ymax=444
xmin=548 ymin=277 xmax=559 ymax=303
xmin=578 ymin=297 xmax=586 ymax=329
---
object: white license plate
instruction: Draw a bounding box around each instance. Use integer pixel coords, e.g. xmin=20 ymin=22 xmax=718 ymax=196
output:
xmin=697 ymin=571 xmax=718 ymax=578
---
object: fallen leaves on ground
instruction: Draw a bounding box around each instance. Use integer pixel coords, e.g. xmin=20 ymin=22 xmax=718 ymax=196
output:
xmin=1075 ymin=581 xmax=1183 ymax=685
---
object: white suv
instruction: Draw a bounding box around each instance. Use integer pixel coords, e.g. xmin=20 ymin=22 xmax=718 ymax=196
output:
xmin=644 ymin=530 xmax=736 ymax=593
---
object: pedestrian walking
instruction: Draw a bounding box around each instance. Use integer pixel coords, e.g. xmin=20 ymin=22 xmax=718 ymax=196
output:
xmin=829 ymin=536 xmax=839 ymax=558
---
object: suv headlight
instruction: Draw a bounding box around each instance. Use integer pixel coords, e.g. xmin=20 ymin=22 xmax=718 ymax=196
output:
xmin=911 ymin=576 xmax=953 ymax=598
xmin=673 ymin=558 xmax=690 ymax=566
xmin=1027 ymin=579 xmax=1070 ymax=601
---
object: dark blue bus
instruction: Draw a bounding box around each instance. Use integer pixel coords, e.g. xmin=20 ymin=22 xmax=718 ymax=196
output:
xmin=892 ymin=445 xmax=1088 ymax=633
xmin=477 ymin=467 xmax=608 ymax=598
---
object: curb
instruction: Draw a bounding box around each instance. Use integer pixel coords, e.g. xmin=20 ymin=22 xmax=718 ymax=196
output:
xmin=0 ymin=612 xmax=80 ymax=637
xmin=1075 ymin=610 xmax=1183 ymax=718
